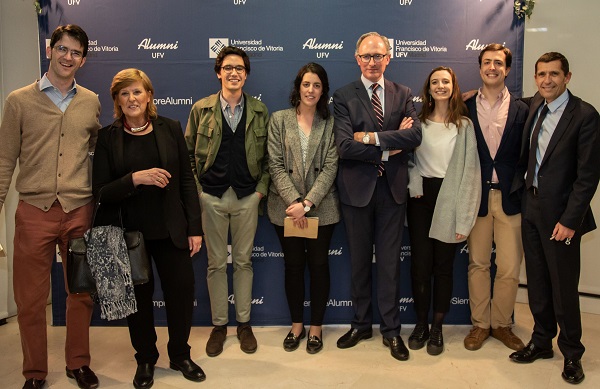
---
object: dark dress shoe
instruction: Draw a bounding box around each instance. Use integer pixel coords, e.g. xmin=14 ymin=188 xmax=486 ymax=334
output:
xmin=337 ymin=328 xmax=372 ymax=349
xmin=170 ymin=358 xmax=206 ymax=382
xmin=283 ymin=326 xmax=306 ymax=351
xmin=306 ymin=335 xmax=323 ymax=354
xmin=383 ymin=336 xmax=409 ymax=361
xmin=562 ymin=359 xmax=585 ymax=384
xmin=66 ymin=366 xmax=99 ymax=389
xmin=509 ymin=341 xmax=553 ymax=363
xmin=133 ymin=363 xmax=155 ymax=389
xmin=23 ymin=378 xmax=46 ymax=389
xmin=408 ymin=322 xmax=430 ymax=350
xmin=427 ymin=327 xmax=444 ymax=356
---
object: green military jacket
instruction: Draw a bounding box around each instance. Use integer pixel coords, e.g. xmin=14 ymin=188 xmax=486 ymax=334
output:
xmin=185 ymin=92 xmax=270 ymax=197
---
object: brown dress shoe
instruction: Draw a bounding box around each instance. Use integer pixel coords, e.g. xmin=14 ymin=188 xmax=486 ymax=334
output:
xmin=206 ymin=325 xmax=227 ymax=357
xmin=237 ymin=323 xmax=257 ymax=354
xmin=464 ymin=326 xmax=490 ymax=351
xmin=491 ymin=327 xmax=525 ymax=351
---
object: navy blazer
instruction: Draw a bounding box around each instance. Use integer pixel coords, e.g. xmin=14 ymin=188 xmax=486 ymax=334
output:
xmin=92 ymin=116 xmax=202 ymax=249
xmin=512 ymin=91 xmax=600 ymax=235
xmin=333 ymin=79 xmax=422 ymax=207
xmin=466 ymin=94 xmax=528 ymax=216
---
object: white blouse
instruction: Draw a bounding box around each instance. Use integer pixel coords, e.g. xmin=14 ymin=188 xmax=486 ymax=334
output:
xmin=414 ymin=120 xmax=458 ymax=178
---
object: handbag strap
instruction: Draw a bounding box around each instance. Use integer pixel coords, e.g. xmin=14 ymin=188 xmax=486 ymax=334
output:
xmin=87 ymin=188 xmax=125 ymax=245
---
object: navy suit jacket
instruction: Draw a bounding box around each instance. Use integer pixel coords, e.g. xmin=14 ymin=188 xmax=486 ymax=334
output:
xmin=333 ymin=78 xmax=422 ymax=207
xmin=466 ymin=94 xmax=528 ymax=216
xmin=92 ymin=116 xmax=202 ymax=248
xmin=512 ymin=91 xmax=600 ymax=235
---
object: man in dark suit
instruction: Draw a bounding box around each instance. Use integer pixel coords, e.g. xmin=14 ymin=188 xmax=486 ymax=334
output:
xmin=464 ymin=44 xmax=529 ymax=352
xmin=333 ymin=31 xmax=422 ymax=361
xmin=509 ymin=52 xmax=600 ymax=385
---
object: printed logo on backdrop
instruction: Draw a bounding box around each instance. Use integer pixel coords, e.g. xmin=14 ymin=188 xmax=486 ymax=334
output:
xmin=67 ymin=0 xmax=83 ymax=5
xmin=393 ymin=38 xmax=447 ymax=59
xmin=87 ymin=39 xmax=119 ymax=58
xmin=209 ymin=38 xmax=283 ymax=58
xmin=372 ymin=244 xmax=410 ymax=262
xmin=154 ymin=299 xmax=198 ymax=309
xmin=209 ymin=38 xmax=229 ymax=58
xmin=228 ymin=294 xmax=264 ymax=305
xmin=137 ymin=38 xmax=179 ymax=59
xmin=398 ymin=296 xmax=414 ymax=312
xmin=301 ymin=38 xmax=343 ymax=59
xmin=398 ymin=0 xmax=416 ymax=5
xmin=303 ymin=298 xmax=352 ymax=307
xmin=153 ymin=96 xmax=193 ymax=106
xmin=451 ymin=297 xmax=469 ymax=305
xmin=465 ymin=39 xmax=507 ymax=51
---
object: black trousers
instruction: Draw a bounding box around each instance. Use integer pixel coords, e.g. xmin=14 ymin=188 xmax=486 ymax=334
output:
xmin=341 ymin=176 xmax=405 ymax=338
xmin=274 ymin=224 xmax=335 ymax=326
xmin=522 ymin=189 xmax=584 ymax=360
xmin=126 ymin=238 xmax=195 ymax=364
xmin=407 ymin=177 xmax=457 ymax=316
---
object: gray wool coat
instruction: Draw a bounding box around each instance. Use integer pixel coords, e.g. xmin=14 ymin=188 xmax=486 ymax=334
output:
xmin=408 ymin=118 xmax=481 ymax=243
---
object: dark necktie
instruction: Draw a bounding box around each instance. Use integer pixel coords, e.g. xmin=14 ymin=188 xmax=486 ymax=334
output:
xmin=526 ymin=104 xmax=549 ymax=189
xmin=371 ymin=83 xmax=384 ymax=130
xmin=371 ymin=83 xmax=385 ymax=176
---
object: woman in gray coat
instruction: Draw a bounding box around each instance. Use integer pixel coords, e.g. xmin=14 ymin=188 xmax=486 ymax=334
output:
xmin=267 ymin=63 xmax=339 ymax=354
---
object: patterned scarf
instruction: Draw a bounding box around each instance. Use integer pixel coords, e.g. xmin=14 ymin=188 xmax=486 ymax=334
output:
xmin=85 ymin=225 xmax=137 ymax=320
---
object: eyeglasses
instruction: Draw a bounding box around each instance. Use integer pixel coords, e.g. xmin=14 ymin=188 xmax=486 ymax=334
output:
xmin=221 ymin=65 xmax=246 ymax=74
xmin=54 ymin=45 xmax=83 ymax=59
xmin=357 ymin=54 xmax=387 ymax=63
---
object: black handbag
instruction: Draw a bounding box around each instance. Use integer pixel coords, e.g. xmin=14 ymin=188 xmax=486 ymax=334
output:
xmin=66 ymin=193 xmax=151 ymax=294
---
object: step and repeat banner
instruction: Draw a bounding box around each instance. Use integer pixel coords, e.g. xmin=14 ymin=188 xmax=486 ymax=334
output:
xmin=44 ymin=0 xmax=524 ymax=326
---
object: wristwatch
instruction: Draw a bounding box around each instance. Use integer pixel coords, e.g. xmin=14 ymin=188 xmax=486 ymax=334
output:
xmin=362 ymin=131 xmax=371 ymax=144
xmin=302 ymin=201 xmax=311 ymax=213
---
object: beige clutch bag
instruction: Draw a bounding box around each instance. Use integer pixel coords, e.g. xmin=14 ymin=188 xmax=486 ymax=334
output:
xmin=284 ymin=217 xmax=319 ymax=239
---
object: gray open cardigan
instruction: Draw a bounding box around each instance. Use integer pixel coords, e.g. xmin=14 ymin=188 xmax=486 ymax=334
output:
xmin=408 ymin=118 xmax=481 ymax=243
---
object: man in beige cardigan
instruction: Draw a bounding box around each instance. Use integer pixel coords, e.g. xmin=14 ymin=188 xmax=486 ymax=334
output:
xmin=0 ymin=25 xmax=101 ymax=389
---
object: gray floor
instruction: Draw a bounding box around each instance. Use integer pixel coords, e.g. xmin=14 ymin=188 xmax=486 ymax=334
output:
xmin=0 ymin=302 xmax=598 ymax=388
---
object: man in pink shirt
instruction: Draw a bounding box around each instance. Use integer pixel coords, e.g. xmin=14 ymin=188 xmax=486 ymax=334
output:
xmin=463 ymin=44 xmax=529 ymax=351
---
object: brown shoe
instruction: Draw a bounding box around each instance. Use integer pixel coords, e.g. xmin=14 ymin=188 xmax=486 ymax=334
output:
xmin=206 ymin=325 xmax=227 ymax=357
xmin=492 ymin=326 xmax=525 ymax=351
xmin=464 ymin=326 xmax=490 ymax=351
xmin=237 ymin=323 xmax=257 ymax=354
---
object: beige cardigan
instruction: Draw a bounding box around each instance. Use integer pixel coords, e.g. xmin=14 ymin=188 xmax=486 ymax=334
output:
xmin=0 ymin=81 xmax=101 ymax=213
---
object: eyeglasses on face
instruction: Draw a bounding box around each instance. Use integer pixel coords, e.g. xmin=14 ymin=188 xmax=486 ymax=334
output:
xmin=221 ymin=65 xmax=246 ymax=73
xmin=54 ymin=45 xmax=83 ymax=59
xmin=357 ymin=54 xmax=387 ymax=63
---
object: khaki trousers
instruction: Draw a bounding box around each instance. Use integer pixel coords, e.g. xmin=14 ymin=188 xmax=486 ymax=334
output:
xmin=200 ymin=188 xmax=259 ymax=325
xmin=467 ymin=190 xmax=523 ymax=329
xmin=13 ymin=200 xmax=94 ymax=380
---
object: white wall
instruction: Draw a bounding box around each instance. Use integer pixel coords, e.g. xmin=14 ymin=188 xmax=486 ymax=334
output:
xmin=0 ymin=0 xmax=40 ymax=319
xmin=520 ymin=0 xmax=600 ymax=312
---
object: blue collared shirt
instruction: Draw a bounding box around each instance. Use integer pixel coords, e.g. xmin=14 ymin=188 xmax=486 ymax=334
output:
xmin=38 ymin=73 xmax=77 ymax=112
xmin=219 ymin=92 xmax=245 ymax=132
xmin=531 ymin=89 xmax=570 ymax=187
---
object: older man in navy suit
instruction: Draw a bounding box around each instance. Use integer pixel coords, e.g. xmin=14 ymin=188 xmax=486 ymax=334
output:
xmin=509 ymin=52 xmax=600 ymax=385
xmin=333 ymin=31 xmax=422 ymax=361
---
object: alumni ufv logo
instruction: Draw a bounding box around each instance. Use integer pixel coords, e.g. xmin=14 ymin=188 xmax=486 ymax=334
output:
xmin=302 ymin=38 xmax=343 ymax=59
xmin=138 ymin=38 xmax=179 ymax=59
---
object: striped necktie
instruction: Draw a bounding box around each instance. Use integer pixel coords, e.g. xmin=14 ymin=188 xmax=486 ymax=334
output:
xmin=371 ymin=83 xmax=385 ymax=176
